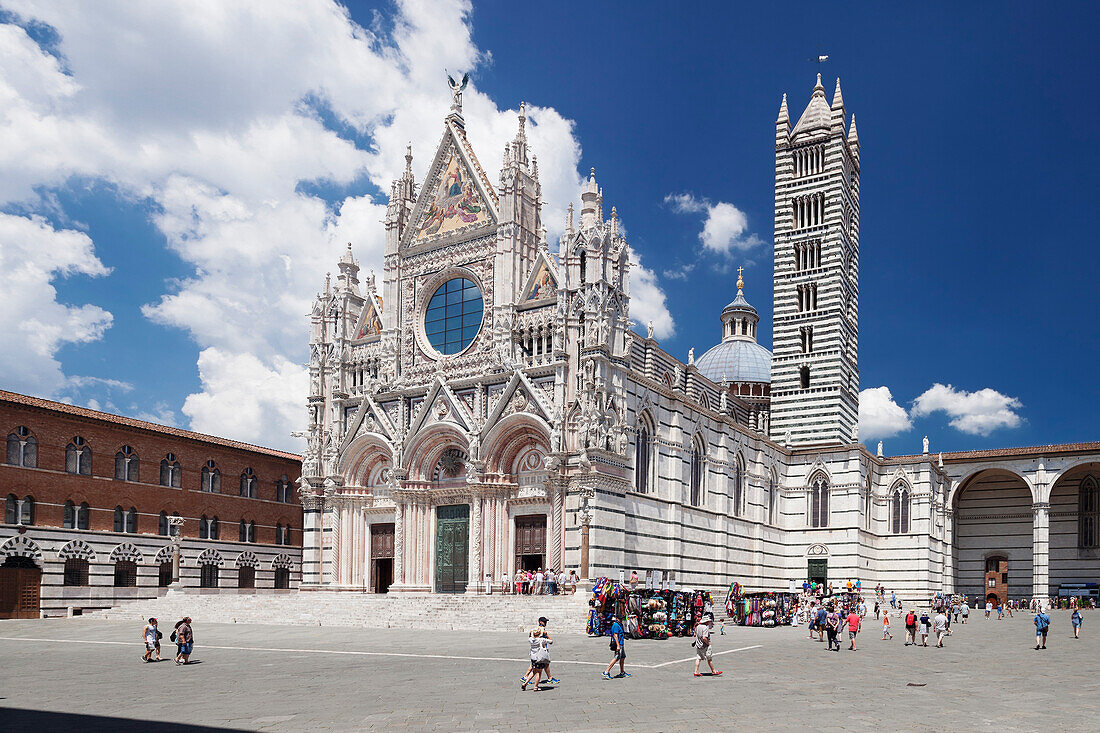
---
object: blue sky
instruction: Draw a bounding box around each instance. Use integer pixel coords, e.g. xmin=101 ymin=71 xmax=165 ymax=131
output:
xmin=0 ymin=0 xmax=1096 ymax=454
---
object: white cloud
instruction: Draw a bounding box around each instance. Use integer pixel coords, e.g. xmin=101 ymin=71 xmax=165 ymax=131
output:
xmin=627 ymin=247 xmax=675 ymax=339
xmin=0 ymin=213 xmax=113 ymax=395
xmin=910 ymin=383 xmax=1024 ymax=437
xmin=858 ymin=386 xmax=912 ymax=440
xmin=665 ymin=192 xmax=763 ymax=255
xmin=0 ymin=0 xmax=657 ymax=451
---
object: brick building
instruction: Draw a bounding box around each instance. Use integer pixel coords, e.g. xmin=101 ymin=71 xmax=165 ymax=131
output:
xmin=0 ymin=390 xmax=303 ymax=618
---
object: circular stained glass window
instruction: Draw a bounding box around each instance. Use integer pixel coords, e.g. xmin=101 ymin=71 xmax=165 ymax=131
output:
xmin=424 ymin=277 xmax=483 ymax=355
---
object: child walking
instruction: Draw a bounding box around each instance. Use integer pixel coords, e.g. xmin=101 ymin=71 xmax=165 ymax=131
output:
xmin=881 ymin=611 xmax=893 ymax=640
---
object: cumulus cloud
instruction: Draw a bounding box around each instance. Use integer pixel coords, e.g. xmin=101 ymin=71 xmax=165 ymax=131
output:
xmin=910 ymin=383 xmax=1024 ymax=437
xmin=665 ymin=192 xmax=763 ymax=255
xmin=627 ymin=247 xmax=675 ymax=339
xmin=0 ymin=0 xmax=670 ymax=450
xmin=0 ymin=213 xmax=113 ymax=395
xmin=858 ymin=386 xmax=912 ymax=440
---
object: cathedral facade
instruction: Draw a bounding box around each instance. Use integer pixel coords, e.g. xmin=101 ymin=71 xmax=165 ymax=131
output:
xmin=298 ymin=76 xmax=1100 ymax=604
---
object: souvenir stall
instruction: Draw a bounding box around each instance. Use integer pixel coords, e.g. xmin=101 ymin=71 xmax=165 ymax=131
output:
xmin=725 ymin=583 xmax=796 ymax=627
xmin=587 ymin=578 xmax=712 ymax=640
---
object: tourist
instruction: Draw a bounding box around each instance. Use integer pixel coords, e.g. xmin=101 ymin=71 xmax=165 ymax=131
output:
xmin=961 ymin=600 xmax=969 ymax=623
xmin=558 ymin=569 xmax=568 ymax=596
xmin=602 ymin=614 xmax=629 ymax=679
xmin=522 ymin=627 xmax=551 ymax=691
xmin=985 ymin=600 xmax=992 ymax=618
xmin=933 ymin=609 xmax=948 ymax=647
xmin=803 ymin=580 xmax=810 ymax=594
xmin=546 ymin=568 xmax=557 ymax=596
xmin=996 ymin=603 xmax=1004 ymax=620
xmin=904 ymin=609 xmax=918 ymax=646
xmin=846 ymin=579 xmax=853 ymax=593
xmin=500 ymin=571 xmax=510 ymax=594
xmin=815 ymin=604 xmax=828 ymax=642
xmin=858 ymin=599 xmax=867 ymax=618
xmin=1071 ymin=607 xmax=1083 ymax=639
xmin=891 ymin=591 xmax=897 ymax=609
xmin=918 ymin=610 xmax=931 ymax=646
xmin=629 ymin=570 xmax=639 ymax=590
xmin=141 ymin=618 xmax=159 ymax=663
xmin=537 ymin=616 xmax=560 ymax=685
xmin=173 ymin=617 xmax=193 ymax=664
xmin=825 ymin=606 xmax=841 ymax=651
xmin=846 ymin=607 xmax=861 ymax=650
xmin=1034 ymin=607 xmax=1050 ymax=650
xmin=534 ymin=568 xmax=544 ymax=595
xmin=881 ymin=610 xmax=892 ymax=640
xmin=569 ymin=569 xmax=579 ymax=594
xmin=951 ymin=601 xmax=959 ymax=623
xmin=873 ymin=601 xmax=880 ymax=620
xmin=692 ymin=613 xmax=722 ymax=677
xmin=1006 ymin=601 xmax=1013 ymax=618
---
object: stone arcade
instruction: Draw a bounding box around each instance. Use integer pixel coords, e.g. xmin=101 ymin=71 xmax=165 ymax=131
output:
xmin=297 ymin=76 xmax=1100 ymax=604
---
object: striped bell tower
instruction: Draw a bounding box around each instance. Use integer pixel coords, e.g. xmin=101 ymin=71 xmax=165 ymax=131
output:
xmin=770 ymin=74 xmax=861 ymax=446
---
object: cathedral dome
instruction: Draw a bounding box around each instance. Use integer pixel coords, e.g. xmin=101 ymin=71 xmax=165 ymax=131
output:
xmin=695 ymin=270 xmax=772 ymax=385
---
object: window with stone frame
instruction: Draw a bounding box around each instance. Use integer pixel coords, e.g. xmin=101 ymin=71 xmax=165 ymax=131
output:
xmin=891 ymin=485 xmax=911 ymax=534
xmin=732 ymin=454 xmax=746 ymax=517
xmin=1080 ymin=475 xmax=1099 ymax=548
xmin=160 ymin=454 xmax=181 ymax=488
xmin=240 ymin=467 xmax=258 ymax=498
xmin=66 ymin=437 xmax=92 ymax=475
xmin=201 ymin=460 xmax=221 ymax=492
xmin=200 ymin=563 xmax=219 ymax=588
xmin=634 ymin=416 xmax=652 ymax=494
xmin=64 ymin=557 xmax=89 ymax=586
xmin=809 ymin=475 xmax=829 ymax=528
xmin=6 ymin=426 xmax=37 ymax=467
xmin=113 ymin=560 xmax=137 ymax=587
xmin=689 ymin=438 xmax=705 ymax=507
xmin=768 ymin=473 xmax=779 ymax=525
xmin=158 ymin=561 xmax=173 ymax=587
xmin=276 ymin=475 xmax=292 ymax=503
xmin=114 ymin=446 xmax=139 ymax=482
xmin=158 ymin=511 xmax=169 ymax=536
xmin=274 ymin=567 xmax=291 ymax=589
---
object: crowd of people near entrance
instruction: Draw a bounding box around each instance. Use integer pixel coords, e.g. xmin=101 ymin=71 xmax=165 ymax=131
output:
xmin=500 ymin=568 xmax=579 ymax=595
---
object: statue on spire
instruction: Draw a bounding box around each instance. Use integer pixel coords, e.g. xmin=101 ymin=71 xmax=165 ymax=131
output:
xmin=447 ymin=72 xmax=469 ymax=114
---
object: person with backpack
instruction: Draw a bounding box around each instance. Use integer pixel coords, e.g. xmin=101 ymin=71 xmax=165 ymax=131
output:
xmin=1034 ymin=607 xmax=1050 ymax=649
xmin=1071 ymin=607 xmax=1083 ymax=639
xmin=904 ymin=609 xmax=918 ymax=646
xmin=692 ymin=613 xmax=722 ymax=677
xmin=602 ymin=614 xmax=629 ymax=679
xmin=918 ymin=610 xmax=931 ymax=646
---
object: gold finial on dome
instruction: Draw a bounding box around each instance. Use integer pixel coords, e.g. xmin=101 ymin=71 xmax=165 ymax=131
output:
xmin=737 ymin=266 xmax=744 ymax=292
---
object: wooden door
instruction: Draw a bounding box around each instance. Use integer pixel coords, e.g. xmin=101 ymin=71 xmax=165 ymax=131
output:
xmin=435 ymin=505 xmax=469 ymax=593
xmin=0 ymin=564 xmax=41 ymax=619
xmin=371 ymin=523 xmax=395 ymax=559
xmin=515 ymin=514 xmax=547 ymax=570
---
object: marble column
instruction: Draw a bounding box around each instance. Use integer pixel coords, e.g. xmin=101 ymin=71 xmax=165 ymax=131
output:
xmin=393 ymin=502 xmax=405 ymax=586
xmin=551 ymin=485 xmax=564 ymax=570
xmin=943 ymin=509 xmax=955 ymax=594
xmin=1032 ymin=502 xmax=1050 ymax=601
xmin=467 ymin=495 xmax=482 ymax=593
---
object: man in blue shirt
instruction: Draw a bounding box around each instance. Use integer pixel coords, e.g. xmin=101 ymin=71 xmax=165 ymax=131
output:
xmin=602 ymin=614 xmax=630 ymax=679
xmin=1034 ymin=607 xmax=1050 ymax=649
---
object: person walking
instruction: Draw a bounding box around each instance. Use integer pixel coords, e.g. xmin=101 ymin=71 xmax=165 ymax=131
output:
xmin=569 ymin=569 xmax=579 ymax=594
xmin=904 ymin=609 xmax=918 ymax=646
xmin=825 ymin=607 xmax=841 ymax=652
xmin=985 ymin=600 xmax=992 ymax=618
xmin=874 ymin=601 xmax=880 ymax=620
xmin=1034 ymin=607 xmax=1050 ymax=649
xmin=846 ymin=607 xmax=861 ymax=650
xmin=891 ymin=591 xmax=897 ymax=610
xmin=815 ymin=604 xmax=828 ymax=643
xmin=881 ymin=611 xmax=893 ymax=640
xmin=918 ymin=610 xmax=931 ymax=646
xmin=692 ymin=613 xmax=722 ymax=677
xmin=500 ymin=570 xmax=510 ymax=594
xmin=933 ymin=609 xmax=948 ymax=647
xmin=537 ymin=616 xmax=560 ymax=685
xmin=1072 ymin=607 xmax=1083 ymax=639
xmin=522 ymin=627 xmax=551 ymax=691
xmin=961 ymin=601 xmax=969 ymax=624
xmin=602 ymin=614 xmax=629 ymax=679
xmin=141 ymin=618 xmax=159 ymax=663
xmin=172 ymin=617 xmax=193 ymax=664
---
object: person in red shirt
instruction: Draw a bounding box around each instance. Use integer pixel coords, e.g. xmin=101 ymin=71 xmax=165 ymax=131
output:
xmin=846 ymin=609 xmax=862 ymax=650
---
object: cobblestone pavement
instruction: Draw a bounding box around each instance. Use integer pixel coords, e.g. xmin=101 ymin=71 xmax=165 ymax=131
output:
xmin=1 ymin=610 xmax=1097 ymax=731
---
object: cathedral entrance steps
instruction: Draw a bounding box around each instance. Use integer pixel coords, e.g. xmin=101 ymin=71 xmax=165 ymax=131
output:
xmin=89 ymin=591 xmax=593 ymax=633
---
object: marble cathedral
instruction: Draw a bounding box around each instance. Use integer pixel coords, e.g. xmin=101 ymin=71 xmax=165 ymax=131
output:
xmin=298 ymin=76 xmax=1100 ymax=604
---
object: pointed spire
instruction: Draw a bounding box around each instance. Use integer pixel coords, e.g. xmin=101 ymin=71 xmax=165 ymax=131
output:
xmin=566 ymin=202 xmax=574 ymax=235
xmin=610 ymin=206 xmax=618 ymax=237
xmin=814 ymin=72 xmax=824 ymax=94
xmin=777 ymin=93 xmax=789 ymax=125
xmin=404 ymin=143 xmax=413 ymax=176
xmin=580 ymin=168 xmax=599 ymax=229
xmin=831 ymin=77 xmax=844 ymax=109
xmin=848 ymin=113 xmax=859 ymax=144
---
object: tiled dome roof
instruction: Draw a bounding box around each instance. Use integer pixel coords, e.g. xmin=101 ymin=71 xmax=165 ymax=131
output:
xmin=696 ymin=339 xmax=772 ymax=384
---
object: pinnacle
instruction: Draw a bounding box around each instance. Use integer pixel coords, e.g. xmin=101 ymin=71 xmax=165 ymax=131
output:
xmin=777 ymin=93 xmax=789 ymax=124
xmin=848 ymin=113 xmax=859 ymax=143
xmin=832 ymin=77 xmax=844 ymax=109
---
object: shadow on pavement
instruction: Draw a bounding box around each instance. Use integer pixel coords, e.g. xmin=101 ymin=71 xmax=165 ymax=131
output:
xmin=0 ymin=707 xmax=251 ymax=732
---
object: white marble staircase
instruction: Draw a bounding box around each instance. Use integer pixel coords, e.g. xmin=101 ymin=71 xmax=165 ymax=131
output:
xmin=91 ymin=590 xmax=593 ymax=633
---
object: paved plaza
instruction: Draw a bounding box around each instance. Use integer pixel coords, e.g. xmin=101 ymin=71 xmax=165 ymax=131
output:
xmin=0 ymin=610 xmax=1097 ymax=732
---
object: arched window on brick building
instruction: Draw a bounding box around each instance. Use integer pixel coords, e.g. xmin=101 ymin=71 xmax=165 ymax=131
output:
xmin=66 ymin=437 xmax=91 ymax=475
xmin=113 ymin=559 xmax=137 ymax=587
xmin=159 ymin=454 xmax=181 ymax=488
xmin=201 ymin=460 xmax=220 ymax=492
xmin=240 ymin=468 xmax=258 ymax=498
xmin=114 ymin=446 xmax=139 ymax=482
xmin=6 ymin=426 xmax=36 ymax=467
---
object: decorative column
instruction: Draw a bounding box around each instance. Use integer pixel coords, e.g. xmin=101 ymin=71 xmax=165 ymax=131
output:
xmin=1032 ymin=502 xmax=1050 ymax=602
xmin=467 ymin=494 xmax=482 ymax=594
xmin=393 ymin=502 xmax=405 ymax=586
xmin=943 ymin=509 xmax=955 ymax=595
xmin=551 ymin=484 xmax=565 ymax=570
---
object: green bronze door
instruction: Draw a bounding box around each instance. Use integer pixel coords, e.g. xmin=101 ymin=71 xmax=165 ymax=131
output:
xmin=435 ymin=504 xmax=469 ymax=593
xmin=807 ymin=559 xmax=828 ymax=587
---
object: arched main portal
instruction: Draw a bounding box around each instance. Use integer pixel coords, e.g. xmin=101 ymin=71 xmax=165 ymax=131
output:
xmin=953 ymin=469 xmax=1034 ymax=602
